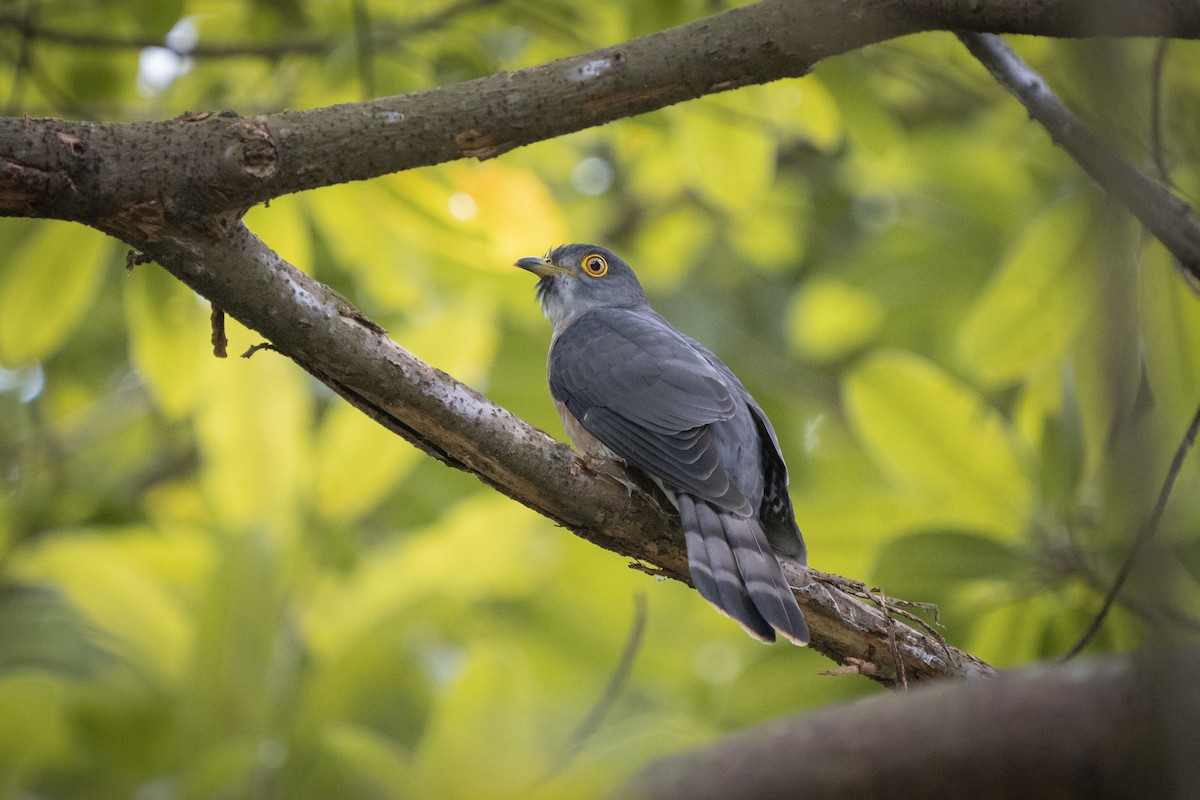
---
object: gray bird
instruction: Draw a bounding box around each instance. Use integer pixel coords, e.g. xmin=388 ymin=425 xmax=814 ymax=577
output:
xmin=515 ymin=244 xmax=809 ymax=645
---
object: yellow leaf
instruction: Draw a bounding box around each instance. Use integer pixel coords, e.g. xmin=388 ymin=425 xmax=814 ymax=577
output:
xmin=320 ymin=724 xmax=415 ymax=796
xmin=194 ymin=334 xmax=313 ymax=533
xmin=450 ymin=162 xmax=568 ymax=268
xmin=676 ymin=104 xmax=776 ymax=213
xmin=244 ymin=194 xmax=312 ymax=273
xmin=759 ymin=77 xmax=844 ymax=152
xmin=957 ymin=200 xmax=1099 ymax=387
xmin=0 ymin=674 xmax=71 ymax=773
xmin=314 ymin=401 xmax=420 ymax=522
xmin=125 ymin=263 xmax=209 ymax=418
xmin=0 ymin=221 xmax=110 ymax=366
xmin=10 ymin=527 xmax=201 ymax=681
xmin=1139 ymin=241 xmax=1200 ymax=422
xmin=843 ymin=349 xmax=1033 ymax=537
xmin=392 ymin=287 xmax=498 ymax=386
xmin=788 ymin=278 xmax=884 ymax=361
xmin=414 ymin=646 xmax=543 ymax=799
xmin=307 ymin=181 xmax=423 ymax=312
xmin=629 ymin=206 xmax=714 ymax=291
xmin=729 ymin=176 xmax=811 ymax=271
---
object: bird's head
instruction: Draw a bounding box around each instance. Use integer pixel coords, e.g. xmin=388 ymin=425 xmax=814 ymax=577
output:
xmin=514 ymin=243 xmax=648 ymax=328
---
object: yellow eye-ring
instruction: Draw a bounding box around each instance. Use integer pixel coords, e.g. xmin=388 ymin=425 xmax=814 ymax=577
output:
xmin=582 ymin=253 xmax=608 ymax=277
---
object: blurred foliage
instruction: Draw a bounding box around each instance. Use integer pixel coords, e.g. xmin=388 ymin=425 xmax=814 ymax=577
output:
xmin=1 ymin=1 xmax=1200 ymax=797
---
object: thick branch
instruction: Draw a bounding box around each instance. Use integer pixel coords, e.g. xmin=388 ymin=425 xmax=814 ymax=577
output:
xmin=2 ymin=0 xmax=1200 ymax=238
xmin=143 ymin=223 xmax=994 ymax=686
xmin=622 ymin=647 xmax=1200 ymax=800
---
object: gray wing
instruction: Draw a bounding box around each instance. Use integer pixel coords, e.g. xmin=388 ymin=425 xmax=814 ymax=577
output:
xmin=686 ymin=336 xmax=806 ymax=563
xmin=548 ymin=307 xmax=756 ymax=516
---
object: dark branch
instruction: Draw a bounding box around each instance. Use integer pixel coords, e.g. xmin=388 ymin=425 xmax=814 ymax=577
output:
xmin=622 ymin=647 xmax=1200 ymax=800
xmin=4 ymin=0 xmax=1200 ymax=238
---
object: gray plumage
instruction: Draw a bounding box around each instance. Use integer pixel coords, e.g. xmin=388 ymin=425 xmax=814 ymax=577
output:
xmin=515 ymin=243 xmax=809 ymax=645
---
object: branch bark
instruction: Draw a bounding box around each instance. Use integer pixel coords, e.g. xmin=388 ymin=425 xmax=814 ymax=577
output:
xmin=959 ymin=32 xmax=1200 ymax=285
xmin=2 ymin=0 xmax=1200 ymax=237
xmin=145 ymin=222 xmax=995 ymax=685
xmin=622 ymin=647 xmax=1200 ymax=800
xmin=3 ymin=0 xmax=1198 ymax=683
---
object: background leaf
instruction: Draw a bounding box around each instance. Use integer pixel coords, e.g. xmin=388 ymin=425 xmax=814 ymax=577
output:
xmin=0 ymin=11 xmax=1198 ymax=799
xmin=843 ymin=349 xmax=1034 ymax=538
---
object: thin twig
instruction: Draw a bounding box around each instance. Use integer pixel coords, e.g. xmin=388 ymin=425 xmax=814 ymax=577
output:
xmin=210 ymin=305 xmax=228 ymax=358
xmin=0 ymin=0 xmax=503 ymax=60
xmin=1076 ymin=560 xmax=1200 ymax=634
xmin=1149 ymin=38 xmax=1172 ymax=186
xmin=872 ymin=588 xmax=908 ymax=689
xmin=809 ymin=570 xmax=956 ymax=668
xmin=1064 ymin=400 xmax=1200 ymax=659
xmin=240 ymin=342 xmax=277 ymax=358
xmin=536 ymin=593 xmax=648 ymax=785
xmin=957 ymin=32 xmax=1200 ymax=288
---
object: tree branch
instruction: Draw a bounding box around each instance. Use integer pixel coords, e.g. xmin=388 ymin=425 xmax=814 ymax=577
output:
xmin=3 ymin=0 xmax=1200 ymax=237
xmin=621 ymin=647 xmax=1200 ymax=800
xmin=2 ymin=0 xmax=1195 ymax=686
xmin=958 ymin=32 xmax=1200 ymax=286
xmin=139 ymin=222 xmax=995 ymax=685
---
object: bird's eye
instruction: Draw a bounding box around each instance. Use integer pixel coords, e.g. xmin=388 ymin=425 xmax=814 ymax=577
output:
xmin=582 ymin=254 xmax=608 ymax=277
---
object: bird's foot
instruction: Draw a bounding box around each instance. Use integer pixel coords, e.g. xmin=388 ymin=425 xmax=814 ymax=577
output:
xmin=569 ymin=451 xmax=604 ymax=477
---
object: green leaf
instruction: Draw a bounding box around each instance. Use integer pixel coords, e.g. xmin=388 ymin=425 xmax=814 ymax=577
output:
xmin=0 ymin=222 xmax=110 ymax=367
xmin=1072 ymin=225 xmax=1142 ymax=477
xmin=677 ymin=101 xmax=777 ymax=213
xmin=871 ymin=530 xmax=1024 ymax=599
xmin=319 ymin=724 xmax=415 ymax=797
xmin=133 ymin=0 xmax=184 ymax=34
xmin=124 ymin=263 xmax=208 ymax=418
xmin=314 ymin=402 xmax=420 ymax=522
xmin=186 ymin=533 xmax=293 ymax=742
xmin=0 ymin=584 xmax=114 ymax=679
xmin=956 ymin=199 xmax=1099 ymax=387
xmin=843 ymin=349 xmax=1033 ymax=537
xmin=194 ymin=343 xmax=313 ymax=531
xmin=788 ymin=278 xmax=884 ymax=362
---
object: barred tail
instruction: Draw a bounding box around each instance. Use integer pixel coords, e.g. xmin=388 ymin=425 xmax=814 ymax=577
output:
xmin=678 ymin=494 xmax=809 ymax=646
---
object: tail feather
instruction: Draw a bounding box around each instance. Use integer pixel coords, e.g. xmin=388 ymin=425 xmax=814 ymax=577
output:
xmin=722 ymin=513 xmax=810 ymax=646
xmin=679 ymin=494 xmax=809 ymax=646
xmin=678 ymin=495 xmax=774 ymax=643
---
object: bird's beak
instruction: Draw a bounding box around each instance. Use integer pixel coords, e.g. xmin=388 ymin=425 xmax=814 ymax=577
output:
xmin=514 ymin=256 xmax=566 ymax=278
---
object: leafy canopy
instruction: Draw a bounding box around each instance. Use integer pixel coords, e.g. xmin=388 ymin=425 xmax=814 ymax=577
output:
xmin=1 ymin=2 xmax=1199 ymax=797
